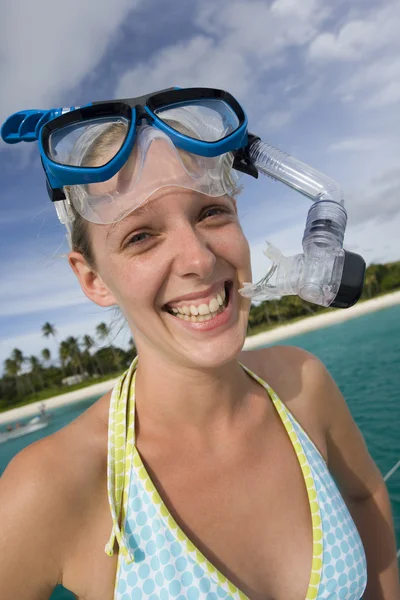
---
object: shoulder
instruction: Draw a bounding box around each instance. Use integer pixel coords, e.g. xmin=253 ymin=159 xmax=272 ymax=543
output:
xmin=0 ymin=392 xmax=111 ymax=598
xmin=239 ymin=344 xmax=329 ymax=418
xmin=240 ymin=346 xmax=382 ymax=499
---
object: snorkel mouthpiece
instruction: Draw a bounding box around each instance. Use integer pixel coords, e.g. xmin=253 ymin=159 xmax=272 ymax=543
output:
xmin=239 ymin=140 xmax=365 ymax=308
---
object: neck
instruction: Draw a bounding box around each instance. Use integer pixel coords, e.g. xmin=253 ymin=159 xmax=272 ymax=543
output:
xmin=133 ymin=352 xmax=253 ymax=441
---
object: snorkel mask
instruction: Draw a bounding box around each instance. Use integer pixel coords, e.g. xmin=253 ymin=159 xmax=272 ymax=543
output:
xmin=1 ymin=86 xmax=365 ymax=309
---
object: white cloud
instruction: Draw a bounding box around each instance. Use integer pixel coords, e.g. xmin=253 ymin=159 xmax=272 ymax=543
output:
xmin=116 ymin=0 xmax=330 ymax=103
xmin=0 ymin=0 xmax=140 ymax=124
xmin=327 ymin=137 xmax=385 ymax=153
xmin=308 ymin=1 xmax=400 ymax=62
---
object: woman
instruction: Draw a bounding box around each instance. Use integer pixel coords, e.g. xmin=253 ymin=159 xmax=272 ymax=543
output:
xmin=0 ymin=88 xmax=398 ymax=600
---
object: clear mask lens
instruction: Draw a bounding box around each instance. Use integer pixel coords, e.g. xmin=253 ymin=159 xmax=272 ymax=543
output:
xmin=48 ymin=116 xmax=129 ymax=167
xmin=67 ymin=124 xmax=237 ymax=224
xmin=154 ymin=99 xmax=240 ymax=142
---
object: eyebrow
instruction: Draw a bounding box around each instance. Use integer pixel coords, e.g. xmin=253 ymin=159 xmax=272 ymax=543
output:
xmin=106 ymin=201 xmax=159 ymax=241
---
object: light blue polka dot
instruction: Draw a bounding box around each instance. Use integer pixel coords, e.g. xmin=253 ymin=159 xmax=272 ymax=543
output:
xmin=146 ymin=540 xmax=157 ymax=555
xmin=147 ymin=504 xmax=156 ymax=518
xmin=330 ymin=515 xmax=338 ymax=527
xmin=155 ymin=572 xmax=164 ymax=586
xmin=345 ymin=554 xmax=354 ymax=568
xmin=156 ymin=533 xmax=165 ymax=549
xmin=325 ymin=565 xmax=335 ymax=578
xmin=149 ymin=595 xmax=159 ymax=600
xmin=206 ymin=593 xmax=218 ymax=600
xmin=131 ymin=484 xmax=138 ymax=496
xmin=132 ymin=497 xmax=142 ymax=511
xmin=327 ymin=533 xmax=335 ymax=545
xmin=166 ymin=530 xmax=175 ymax=543
xmin=151 ymin=556 xmax=160 ymax=570
xmin=152 ymin=519 xmax=161 ymax=533
xmin=336 ymin=559 xmax=345 ymax=573
xmin=335 ymin=527 xmax=344 ymax=540
xmin=138 ymin=563 xmax=150 ymax=579
xmin=171 ymin=542 xmax=182 ymax=557
xmin=136 ymin=511 xmax=147 ymax=526
xmin=194 ymin=564 xmax=204 ymax=579
xmin=349 ymin=581 xmax=358 ymax=593
xmin=118 ymin=579 xmax=127 ymax=593
xmin=339 ymin=587 xmax=349 ymax=599
xmin=141 ymin=525 xmax=152 ymax=541
xmin=164 ymin=564 xmax=176 ymax=581
xmin=357 ymin=562 xmax=363 ymax=575
xmin=338 ymin=573 xmax=348 ymax=586
xmin=187 ymin=587 xmax=200 ymax=600
xmin=181 ymin=571 xmax=193 ymax=587
xmin=200 ymin=578 xmax=211 ymax=593
xmin=348 ymin=567 xmax=356 ymax=581
xmin=217 ymin=585 xmax=226 ymax=597
xmin=160 ymin=589 xmax=169 ymax=600
xmin=340 ymin=540 xmax=349 ymax=553
xmin=121 ymin=594 xmax=131 ymax=600
xmin=169 ymin=580 xmax=181 ymax=596
xmin=160 ymin=549 xmax=170 ymax=565
xmin=143 ymin=579 xmax=155 ymax=594
xmin=342 ymin=523 xmax=349 ymax=535
xmin=323 ymin=551 xmax=331 ymax=564
xmin=332 ymin=545 xmax=340 ymax=559
xmin=176 ymin=557 xmax=188 ymax=572
xmin=326 ymin=578 xmax=337 ymax=592
xmin=127 ymin=571 xmax=138 ymax=586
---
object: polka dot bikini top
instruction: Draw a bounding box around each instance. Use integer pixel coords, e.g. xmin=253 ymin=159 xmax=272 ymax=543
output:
xmin=106 ymin=357 xmax=367 ymax=600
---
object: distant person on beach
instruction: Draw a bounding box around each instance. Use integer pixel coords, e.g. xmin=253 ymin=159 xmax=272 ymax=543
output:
xmin=0 ymin=88 xmax=399 ymax=600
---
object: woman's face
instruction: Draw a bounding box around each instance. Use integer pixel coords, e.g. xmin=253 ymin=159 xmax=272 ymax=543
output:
xmin=70 ymin=142 xmax=252 ymax=370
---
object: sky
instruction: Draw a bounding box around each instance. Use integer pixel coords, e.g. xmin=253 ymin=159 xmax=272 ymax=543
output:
xmin=1 ymin=0 xmax=400 ymax=370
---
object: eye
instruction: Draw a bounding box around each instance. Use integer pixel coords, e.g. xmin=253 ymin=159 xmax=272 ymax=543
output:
xmin=127 ymin=231 xmax=151 ymax=245
xmin=201 ymin=205 xmax=231 ymax=220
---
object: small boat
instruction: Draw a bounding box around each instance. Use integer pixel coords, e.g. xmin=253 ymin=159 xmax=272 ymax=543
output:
xmin=0 ymin=415 xmax=51 ymax=444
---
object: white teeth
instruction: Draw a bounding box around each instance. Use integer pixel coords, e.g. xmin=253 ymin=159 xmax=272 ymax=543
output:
xmin=198 ymin=303 xmax=211 ymax=316
xmin=209 ymin=298 xmax=219 ymax=313
xmin=167 ymin=283 xmax=229 ymax=318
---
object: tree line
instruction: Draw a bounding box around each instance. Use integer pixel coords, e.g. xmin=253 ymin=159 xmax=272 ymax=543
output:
xmin=1 ymin=322 xmax=136 ymax=411
xmin=1 ymin=260 xmax=399 ymax=411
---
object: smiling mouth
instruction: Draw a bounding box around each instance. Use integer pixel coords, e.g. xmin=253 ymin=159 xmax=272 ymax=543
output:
xmin=163 ymin=281 xmax=232 ymax=323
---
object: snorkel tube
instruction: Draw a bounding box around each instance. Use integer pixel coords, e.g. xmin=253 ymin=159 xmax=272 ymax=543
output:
xmin=234 ymin=137 xmax=365 ymax=309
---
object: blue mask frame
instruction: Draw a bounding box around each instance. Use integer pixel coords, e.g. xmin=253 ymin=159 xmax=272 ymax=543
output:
xmin=1 ymin=87 xmax=249 ymax=203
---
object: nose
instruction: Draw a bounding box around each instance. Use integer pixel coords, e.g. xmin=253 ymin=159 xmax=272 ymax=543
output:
xmin=171 ymin=223 xmax=216 ymax=280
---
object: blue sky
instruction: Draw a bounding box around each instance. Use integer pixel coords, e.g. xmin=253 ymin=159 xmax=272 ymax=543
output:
xmin=1 ymin=0 xmax=400 ymax=369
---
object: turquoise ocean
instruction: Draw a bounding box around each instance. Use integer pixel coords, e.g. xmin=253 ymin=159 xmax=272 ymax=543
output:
xmin=1 ymin=304 xmax=399 ymax=600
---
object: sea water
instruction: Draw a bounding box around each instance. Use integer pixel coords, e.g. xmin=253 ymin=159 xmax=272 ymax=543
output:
xmin=1 ymin=304 xmax=399 ymax=599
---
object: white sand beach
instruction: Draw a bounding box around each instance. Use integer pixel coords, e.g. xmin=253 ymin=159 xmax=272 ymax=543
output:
xmin=1 ymin=290 xmax=400 ymax=425
xmin=0 ymin=378 xmax=119 ymax=425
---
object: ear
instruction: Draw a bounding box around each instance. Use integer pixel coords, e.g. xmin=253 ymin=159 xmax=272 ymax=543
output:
xmin=68 ymin=251 xmax=117 ymax=308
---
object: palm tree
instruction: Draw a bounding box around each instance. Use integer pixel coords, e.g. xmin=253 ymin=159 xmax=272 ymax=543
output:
xmin=41 ymin=348 xmax=51 ymax=366
xmin=65 ymin=336 xmax=85 ymax=376
xmin=96 ymin=322 xmax=121 ymax=370
xmin=59 ymin=341 xmax=70 ymax=375
xmin=28 ymin=355 xmax=44 ymax=388
xmin=82 ymin=334 xmax=103 ymax=375
xmin=42 ymin=322 xmax=57 ymax=341
xmin=5 ymin=353 xmax=24 ymax=397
